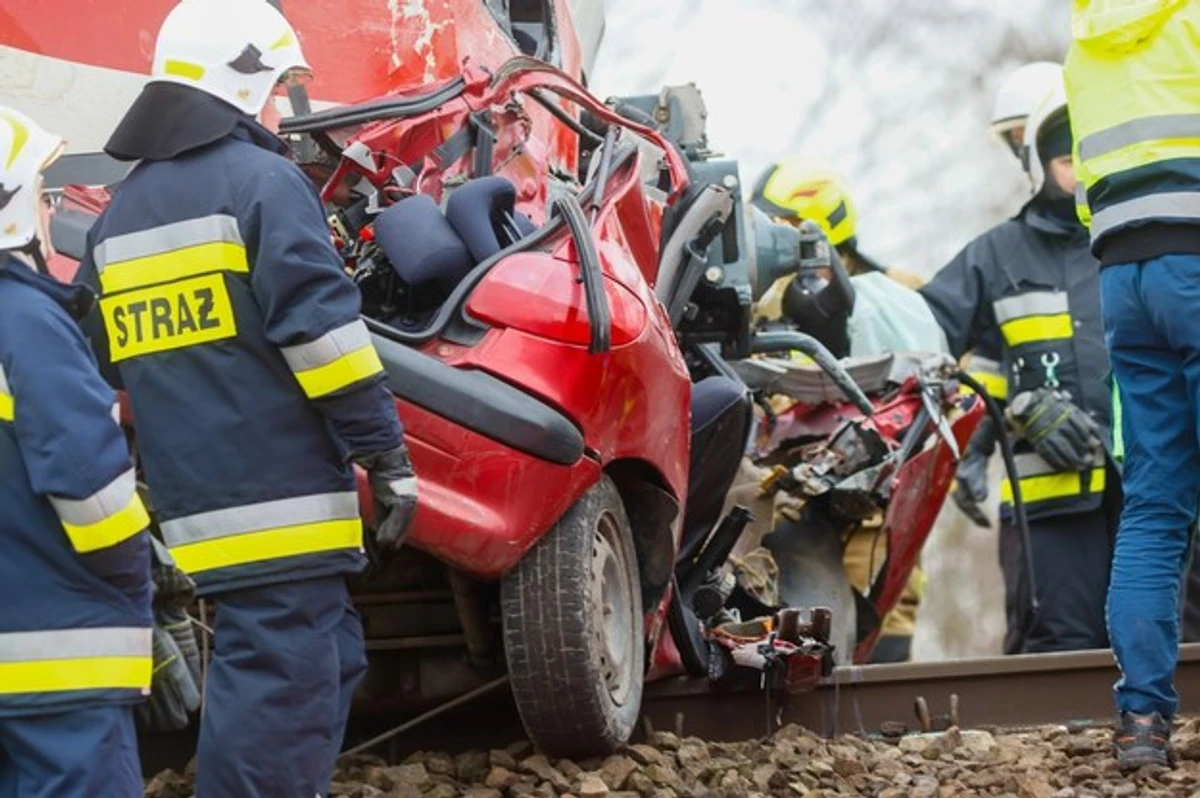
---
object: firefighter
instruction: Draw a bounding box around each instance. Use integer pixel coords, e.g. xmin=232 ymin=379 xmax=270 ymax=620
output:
xmin=0 ymin=106 xmax=153 ymax=795
xmin=920 ymin=84 xmax=1117 ymax=655
xmin=990 ymin=61 xmax=1066 ymax=160
xmin=1064 ymin=0 xmax=1200 ymax=769
xmin=750 ymin=156 xmax=927 ymax=290
xmin=73 ymin=1 xmax=417 ymax=794
xmin=951 ymin=61 xmax=1066 ymax=529
xmin=748 ymin=159 xmax=929 ymax=663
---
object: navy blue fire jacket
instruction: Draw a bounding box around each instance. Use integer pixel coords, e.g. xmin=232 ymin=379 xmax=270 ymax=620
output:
xmin=75 ymin=118 xmax=403 ymax=596
xmin=0 ymin=253 xmax=152 ymax=716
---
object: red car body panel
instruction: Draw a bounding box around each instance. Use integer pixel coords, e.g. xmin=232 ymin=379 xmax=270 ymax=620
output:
xmin=853 ymin=395 xmax=984 ymax=663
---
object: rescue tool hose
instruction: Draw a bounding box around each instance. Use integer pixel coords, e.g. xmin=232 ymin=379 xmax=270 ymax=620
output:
xmin=954 ymin=370 xmax=1040 ymax=649
xmin=748 ymin=331 xmax=874 ymax=416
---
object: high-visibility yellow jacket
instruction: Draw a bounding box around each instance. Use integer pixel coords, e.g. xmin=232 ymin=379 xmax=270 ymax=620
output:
xmin=1065 ymin=0 xmax=1200 ymax=253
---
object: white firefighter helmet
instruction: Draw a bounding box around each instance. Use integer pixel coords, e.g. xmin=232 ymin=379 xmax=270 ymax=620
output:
xmin=0 ymin=106 xmax=65 ymax=254
xmin=150 ymin=0 xmax=312 ymax=118
xmin=991 ymin=61 xmax=1063 ymax=155
xmin=1024 ymin=82 xmax=1070 ymax=196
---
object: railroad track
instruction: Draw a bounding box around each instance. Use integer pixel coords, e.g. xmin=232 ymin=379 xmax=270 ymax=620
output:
xmin=140 ymin=643 xmax=1200 ymax=776
xmin=641 ymin=642 xmax=1200 ymax=742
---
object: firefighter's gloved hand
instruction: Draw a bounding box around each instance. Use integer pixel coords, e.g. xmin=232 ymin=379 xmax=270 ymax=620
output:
xmin=1007 ymin=388 xmax=1102 ymax=472
xmin=951 ymin=416 xmax=995 ymax=528
xmin=135 ymin=624 xmax=201 ymax=733
xmin=147 ymin=536 xmax=201 ymax=684
xmin=357 ymin=444 xmax=419 ymax=561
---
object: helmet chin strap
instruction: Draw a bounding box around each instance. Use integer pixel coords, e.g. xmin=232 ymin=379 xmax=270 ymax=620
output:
xmin=18 ymin=238 xmax=50 ymax=276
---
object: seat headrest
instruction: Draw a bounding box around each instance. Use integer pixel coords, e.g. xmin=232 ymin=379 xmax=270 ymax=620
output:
xmin=446 ymin=176 xmax=534 ymax=263
xmin=373 ymin=194 xmax=473 ymax=293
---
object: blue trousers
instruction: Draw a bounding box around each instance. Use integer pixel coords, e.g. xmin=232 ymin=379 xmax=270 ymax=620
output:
xmin=1100 ymin=254 xmax=1200 ymax=718
xmin=195 ymin=576 xmax=367 ymax=797
xmin=0 ymin=705 xmax=141 ymax=797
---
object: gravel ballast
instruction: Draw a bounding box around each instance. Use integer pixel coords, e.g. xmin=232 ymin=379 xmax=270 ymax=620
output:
xmin=142 ymin=716 xmax=1200 ymax=797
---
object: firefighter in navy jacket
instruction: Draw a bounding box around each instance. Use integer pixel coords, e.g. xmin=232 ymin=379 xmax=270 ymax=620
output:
xmin=73 ymin=2 xmax=418 ymax=795
xmin=0 ymin=106 xmax=153 ymax=796
xmin=921 ymin=86 xmax=1116 ymax=656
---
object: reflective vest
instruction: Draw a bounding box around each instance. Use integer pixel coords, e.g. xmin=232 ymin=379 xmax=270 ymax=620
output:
xmin=0 ymin=256 xmax=152 ymax=715
xmin=1065 ymin=0 xmax=1200 ymax=249
xmin=76 ymin=119 xmax=403 ymax=595
xmin=920 ymin=202 xmax=1112 ymax=521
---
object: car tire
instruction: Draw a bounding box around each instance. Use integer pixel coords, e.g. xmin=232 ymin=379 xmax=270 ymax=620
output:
xmin=501 ymin=475 xmax=644 ymax=757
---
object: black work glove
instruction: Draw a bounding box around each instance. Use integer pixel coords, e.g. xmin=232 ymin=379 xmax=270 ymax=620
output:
xmin=136 ymin=537 xmax=202 ymax=733
xmin=151 ymin=537 xmax=201 ymax=684
xmin=136 ymin=624 xmax=201 ymax=733
xmin=355 ymin=444 xmax=419 ymax=563
xmin=1007 ymin=388 xmax=1102 ymax=472
xmin=951 ymin=416 xmax=996 ymax=528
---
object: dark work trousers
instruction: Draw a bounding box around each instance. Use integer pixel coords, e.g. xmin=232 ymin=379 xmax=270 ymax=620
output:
xmin=195 ymin=575 xmax=367 ymax=798
xmin=999 ymin=468 xmax=1120 ymax=655
xmin=0 ymin=704 xmax=141 ymax=798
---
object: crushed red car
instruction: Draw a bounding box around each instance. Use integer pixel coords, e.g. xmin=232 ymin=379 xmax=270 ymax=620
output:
xmin=22 ymin=0 xmax=987 ymax=758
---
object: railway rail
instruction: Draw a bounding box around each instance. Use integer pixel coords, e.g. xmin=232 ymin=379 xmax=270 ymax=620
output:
xmin=140 ymin=643 xmax=1200 ymax=777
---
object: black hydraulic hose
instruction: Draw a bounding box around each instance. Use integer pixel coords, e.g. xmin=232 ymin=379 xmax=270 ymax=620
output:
xmin=527 ymin=88 xmax=605 ymax=148
xmin=279 ymin=77 xmax=468 ymax=134
xmin=588 ymin=126 xmax=618 ymax=223
xmin=749 ymin=331 xmax=874 ymax=416
xmin=555 ymin=195 xmax=611 ymax=354
xmin=955 ymin=370 xmax=1040 ymax=649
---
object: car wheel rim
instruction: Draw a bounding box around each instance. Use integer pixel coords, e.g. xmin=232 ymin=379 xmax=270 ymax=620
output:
xmin=592 ymin=511 xmax=634 ymax=707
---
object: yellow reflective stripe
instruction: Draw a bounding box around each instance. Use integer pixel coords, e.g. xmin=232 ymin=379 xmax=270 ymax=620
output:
xmin=169 ymin=518 xmax=363 ymax=574
xmin=61 ymin=494 xmax=149 ymax=554
xmin=0 ymin=364 xmax=11 ymax=422
xmin=1000 ymin=314 xmax=1074 ymax=347
xmin=1000 ymin=467 xmax=1106 ymax=504
xmin=0 ymin=657 xmax=151 ymax=694
xmin=962 ymin=370 xmax=1009 ymax=400
xmin=100 ymin=241 xmax=248 ymax=294
xmin=163 ymin=59 xmax=205 ymax=81
xmin=292 ymin=345 xmax=385 ymax=399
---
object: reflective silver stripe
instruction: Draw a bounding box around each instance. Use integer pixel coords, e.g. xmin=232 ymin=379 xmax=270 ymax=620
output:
xmin=0 ymin=364 xmax=8 ymax=395
xmin=993 ymin=292 xmax=1069 ymax=324
xmin=93 ymin=214 xmax=243 ymax=271
xmin=963 ymin=354 xmax=1002 ymax=374
xmin=1091 ymin=191 xmax=1200 ymax=240
xmin=0 ymin=627 xmax=151 ymax=663
xmin=1013 ymin=452 xmax=1103 ymax=478
xmin=280 ymin=320 xmax=373 ymax=373
xmin=160 ymin=491 xmax=360 ymax=547
xmin=1078 ymin=114 xmax=1200 ymax=162
xmin=1075 ymin=181 xmax=1088 ymax=207
xmin=48 ymin=468 xmax=138 ymax=527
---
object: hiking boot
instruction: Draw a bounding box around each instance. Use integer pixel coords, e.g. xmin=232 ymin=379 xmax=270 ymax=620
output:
xmin=1113 ymin=711 xmax=1172 ymax=771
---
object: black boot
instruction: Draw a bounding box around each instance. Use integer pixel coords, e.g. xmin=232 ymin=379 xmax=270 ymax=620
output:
xmin=1113 ymin=712 xmax=1172 ymax=771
